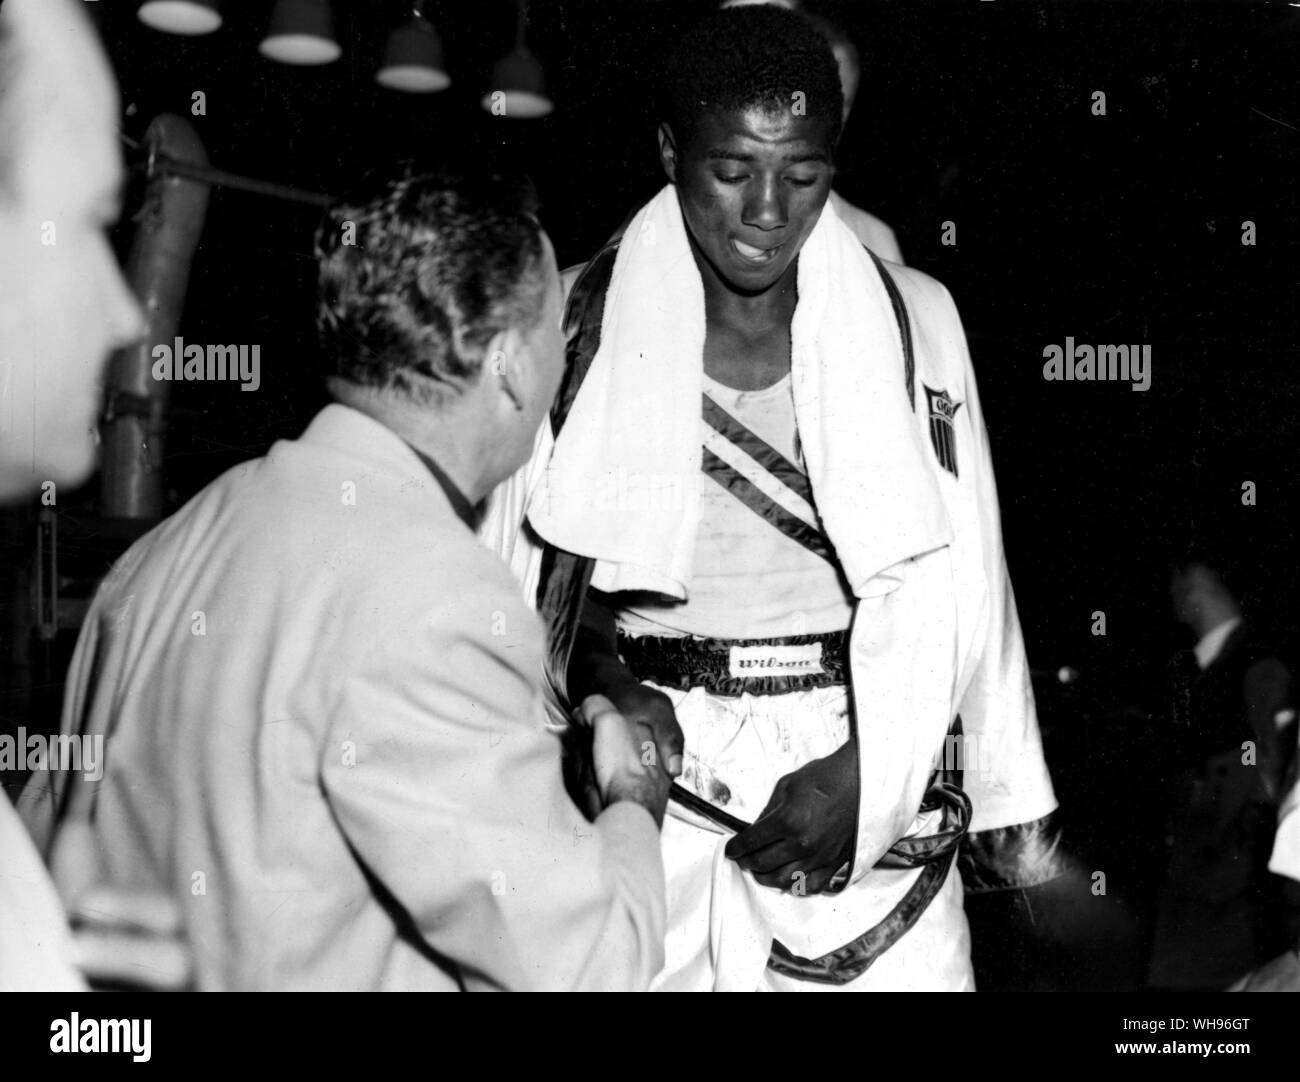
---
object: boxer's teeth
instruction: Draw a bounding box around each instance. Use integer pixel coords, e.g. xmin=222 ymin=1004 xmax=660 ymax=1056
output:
xmin=733 ymin=239 xmax=778 ymax=262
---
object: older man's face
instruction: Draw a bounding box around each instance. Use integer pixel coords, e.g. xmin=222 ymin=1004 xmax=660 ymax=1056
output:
xmin=664 ymin=106 xmax=835 ymax=296
xmin=0 ymin=0 xmax=143 ymax=500
xmin=498 ymin=233 xmax=564 ymax=479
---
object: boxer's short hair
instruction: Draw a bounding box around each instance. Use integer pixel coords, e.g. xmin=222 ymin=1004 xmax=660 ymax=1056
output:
xmin=665 ymin=5 xmax=843 ymax=147
xmin=314 ymin=168 xmax=545 ymax=403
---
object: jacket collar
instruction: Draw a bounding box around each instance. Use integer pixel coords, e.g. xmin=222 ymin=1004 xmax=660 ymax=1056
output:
xmin=1195 ymin=616 xmax=1244 ymax=671
xmin=295 ymin=403 xmax=474 ymax=528
xmin=404 ymin=442 xmax=478 ymax=529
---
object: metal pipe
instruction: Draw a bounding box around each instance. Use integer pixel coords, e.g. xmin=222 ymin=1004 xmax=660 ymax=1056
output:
xmin=100 ymin=114 xmax=211 ymax=519
xmin=147 ymin=153 xmax=335 ymax=208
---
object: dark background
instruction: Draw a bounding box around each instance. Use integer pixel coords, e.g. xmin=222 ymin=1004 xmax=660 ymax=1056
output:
xmin=3 ymin=0 xmax=1298 ymax=989
xmin=83 ymin=0 xmax=1300 ymax=670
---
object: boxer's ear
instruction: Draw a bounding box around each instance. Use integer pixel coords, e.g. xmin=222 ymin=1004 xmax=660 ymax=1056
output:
xmin=658 ymin=122 xmax=679 ymax=184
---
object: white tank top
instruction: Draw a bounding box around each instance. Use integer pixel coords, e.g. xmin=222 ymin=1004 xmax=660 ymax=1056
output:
xmin=617 ymin=372 xmax=855 ymax=640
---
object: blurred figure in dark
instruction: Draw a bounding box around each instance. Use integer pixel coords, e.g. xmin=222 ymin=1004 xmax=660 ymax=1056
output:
xmin=1148 ymin=547 xmax=1300 ymax=990
xmin=0 ymin=0 xmax=186 ymax=991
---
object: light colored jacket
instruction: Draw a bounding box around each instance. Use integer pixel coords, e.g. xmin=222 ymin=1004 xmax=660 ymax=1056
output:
xmin=21 ymin=404 xmax=664 ymax=990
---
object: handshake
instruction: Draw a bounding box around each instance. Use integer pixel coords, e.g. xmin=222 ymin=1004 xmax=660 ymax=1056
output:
xmin=566 ymin=682 xmax=684 ymax=828
xmin=565 ymin=678 xmax=862 ymax=896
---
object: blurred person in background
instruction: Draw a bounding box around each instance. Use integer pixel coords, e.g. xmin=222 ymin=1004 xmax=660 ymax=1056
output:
xmin=1149 ymin=546 xmax=1299 ymax=990
xmin=0 ymin=0 xmax=186 ymax=992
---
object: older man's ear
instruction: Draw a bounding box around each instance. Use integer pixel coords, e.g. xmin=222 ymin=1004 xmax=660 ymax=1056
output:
xmin=485 ymin=329 xmax=527 ymax=413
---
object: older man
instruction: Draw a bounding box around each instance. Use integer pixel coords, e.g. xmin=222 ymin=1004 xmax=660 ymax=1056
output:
xmin=22 ymin=170 xmax=670 ymax=991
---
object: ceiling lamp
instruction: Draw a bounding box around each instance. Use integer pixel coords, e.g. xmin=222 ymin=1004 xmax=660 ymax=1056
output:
xmin=260 ymin=0 xmax=341 ymax=66
xmin=137 ymin=0 xmax=223 ymax=35
xmin=481 ymin=0 xmax=553 ymax=119
xmin=377 ymin=2 xmax=450 ymax=93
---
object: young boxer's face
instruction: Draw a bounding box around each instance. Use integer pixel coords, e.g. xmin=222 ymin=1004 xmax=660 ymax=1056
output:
xmin=660 ymin=106 xmax=835 ymax=296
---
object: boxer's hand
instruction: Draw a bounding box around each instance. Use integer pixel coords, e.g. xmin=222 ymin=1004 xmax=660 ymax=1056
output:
xmin=601 ymin=679 xmax=684 ymax=780
xmin=725 ymin=741 xmax=858 ymax=895
xmin=579 ymin=694 xmax=672 ymax=828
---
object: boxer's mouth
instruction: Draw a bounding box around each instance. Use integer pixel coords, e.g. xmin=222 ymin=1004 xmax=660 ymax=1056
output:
xmin=732 ymin=239 xmax=781 ymax=264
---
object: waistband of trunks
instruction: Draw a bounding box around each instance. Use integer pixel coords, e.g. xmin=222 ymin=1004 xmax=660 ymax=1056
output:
xmin=617 ymin=629 xmax=849 ymax=697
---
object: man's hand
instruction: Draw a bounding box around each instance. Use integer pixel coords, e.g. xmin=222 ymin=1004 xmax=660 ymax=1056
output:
xmin=560 ymin=677 xmax=682 ymax=823
xmin=566 ymin=593 xmax=684 ymax=781
xmin=725 ymin=740 xmax=859 ymax=895
xmin=577 ymin=694 xmax=673 ymax=828
xmin=602 ymin=679 xmax=684 ymax=780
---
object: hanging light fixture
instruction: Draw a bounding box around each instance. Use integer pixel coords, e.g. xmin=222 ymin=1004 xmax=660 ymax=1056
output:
xmin=137 ymin=0 xmax=223 ymax=35
xmin=260 ymin=0 xmax=341 ymax=66
xmin=376 ymin=1 xmax=451 ymax=93
xmin=481 ymin=0 xmax=553 ymax=119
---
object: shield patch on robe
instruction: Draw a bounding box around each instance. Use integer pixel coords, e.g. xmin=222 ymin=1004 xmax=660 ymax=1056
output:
xmin=924 ymin=385 xmax=963 ymax=477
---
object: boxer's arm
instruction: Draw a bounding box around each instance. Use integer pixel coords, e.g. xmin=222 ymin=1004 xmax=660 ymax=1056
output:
xmin=567 ymin=591 xmax=634 ymax=703
xmin=567 ymin=591 xmax=683 ymax=780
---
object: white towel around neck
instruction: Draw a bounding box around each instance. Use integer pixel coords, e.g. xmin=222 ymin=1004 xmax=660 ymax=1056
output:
xmin=529 ymin=184 xmax=951 ymax=602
